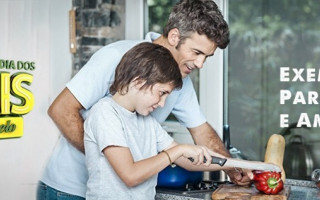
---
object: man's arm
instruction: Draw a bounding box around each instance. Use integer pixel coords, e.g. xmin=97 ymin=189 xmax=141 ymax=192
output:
xmin=188 ymin=122 xmax=229 ymax=156
xmin=48 ymin=88 xmax=85 ymax=153
xmin=188 ymin=122 xmax=252 ymax=186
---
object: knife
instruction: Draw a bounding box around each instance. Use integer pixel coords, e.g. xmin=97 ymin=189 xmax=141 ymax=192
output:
xmin=188 ymin=156 xmax=227 ymax=166
xmin=188 ymin=156 xmax=281 ymax=172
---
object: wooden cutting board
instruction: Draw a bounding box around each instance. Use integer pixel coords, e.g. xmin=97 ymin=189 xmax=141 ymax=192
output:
xmin=211 ymin=184 xmax=290 ymax=200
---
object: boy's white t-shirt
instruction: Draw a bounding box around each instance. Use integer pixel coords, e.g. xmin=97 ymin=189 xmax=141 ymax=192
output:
xmin=84 ymin=97 xmax=173 ymax=200
xmin=40 ymin=32 xmax=207 ymax=197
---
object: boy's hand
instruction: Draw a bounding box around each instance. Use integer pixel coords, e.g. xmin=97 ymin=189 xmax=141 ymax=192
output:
xmin=180 ymin=144 xmax=212 ymax=167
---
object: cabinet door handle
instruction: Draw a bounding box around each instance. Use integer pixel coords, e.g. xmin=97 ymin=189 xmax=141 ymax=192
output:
xmin=69 ymin=8 xmax=76 ymax=54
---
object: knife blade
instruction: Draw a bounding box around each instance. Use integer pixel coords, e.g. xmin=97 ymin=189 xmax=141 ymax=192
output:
xmin=223 ymin=158 xmax=281 ymax=172
xmin=188 ymin=156 xmax=281 ymax=172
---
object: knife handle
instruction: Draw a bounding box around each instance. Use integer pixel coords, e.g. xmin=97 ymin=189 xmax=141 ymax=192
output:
xmin=187 ymin=156 xmax=227 ymax=166
xmin=211 ymin=156 xmax=227 ymax=166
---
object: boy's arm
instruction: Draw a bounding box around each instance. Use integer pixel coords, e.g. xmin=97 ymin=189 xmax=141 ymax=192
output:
xmin=103 ymin=141 xmax=255 ymax=187
xmin=103 ymin=143 xmax=210 ymax=187
xmin=166 ymin=142 xmax=254 ymax=180
xmin=103 ymin=146 xmax=171 ymax=187
xmin=48 ymin=88 xmax=85 ymax=153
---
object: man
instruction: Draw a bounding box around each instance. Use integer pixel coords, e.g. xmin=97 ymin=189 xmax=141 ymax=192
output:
xmin=37 ymin=0 xmax=251 ymax=199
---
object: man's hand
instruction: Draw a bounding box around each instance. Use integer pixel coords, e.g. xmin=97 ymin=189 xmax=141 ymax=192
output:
xmin=188 ymin=122 xmax=253 ymax=186
xmin=225 ymin=168 xmax=253 ymax=186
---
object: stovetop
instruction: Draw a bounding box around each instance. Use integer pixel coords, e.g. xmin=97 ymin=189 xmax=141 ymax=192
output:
xmin=156 ymin=180 xmax=230 ymax=195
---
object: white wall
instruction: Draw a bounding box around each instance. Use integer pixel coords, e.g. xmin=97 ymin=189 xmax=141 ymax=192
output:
xmin=199 ymin=0 xmax=226 ymax=139
xmin=0 ymin=0 xmax=72 ymax=199
xmin=125 ymin=0 xmax=144 ymax=40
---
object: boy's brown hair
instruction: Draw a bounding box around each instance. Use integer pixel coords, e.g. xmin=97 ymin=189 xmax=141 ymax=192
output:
xmin=110 ymin=42 xmax=182 ymax=95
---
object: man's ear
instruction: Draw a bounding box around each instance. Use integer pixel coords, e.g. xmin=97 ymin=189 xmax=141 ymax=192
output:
xmin=167 ymin=28 xmax=180 ymax=47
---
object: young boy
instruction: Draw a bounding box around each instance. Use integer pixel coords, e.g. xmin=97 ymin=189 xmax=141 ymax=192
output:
xmin=84 ymin=42 xmax=214 ymax=199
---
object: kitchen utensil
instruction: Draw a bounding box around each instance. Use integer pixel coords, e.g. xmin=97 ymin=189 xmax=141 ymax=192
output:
xmin=157 ymin=155 xmax=279 ymax=188
xmin=157 ymin=165 xmax=203 ymax=188
xmin=223 ymin=157 xmax=281 ymax=172
xmin=283 ymin=135 xmax=314 ymax=180
xmin=189 ymin=156 xmax=281 ymax=172
xmin=211 ymin=184 xmax=290 ymax=200
xmin=188 ymin=156 xmax=227 ymax=166
xmin=280 ymin=123 xmax=314 ymax=180
xmin=311 ymin=169 xmax=320 ymax=189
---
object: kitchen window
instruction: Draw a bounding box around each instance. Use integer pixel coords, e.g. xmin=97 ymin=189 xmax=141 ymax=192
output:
xmin=227 ymin=0 xmax=320 ymax=180
xmin=144 ymin=0 xmax=320 ymax=180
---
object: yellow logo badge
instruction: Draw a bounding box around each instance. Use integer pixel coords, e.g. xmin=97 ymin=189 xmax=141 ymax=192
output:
xmin=0 ymin=60 xmax=35 ymax=139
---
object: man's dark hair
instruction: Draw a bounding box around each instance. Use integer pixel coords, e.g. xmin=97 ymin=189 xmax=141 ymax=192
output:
xmin=110 ymin=42 xmax=182 ymax=95
xmin=163 ymin=0 xmax=230 ymax=49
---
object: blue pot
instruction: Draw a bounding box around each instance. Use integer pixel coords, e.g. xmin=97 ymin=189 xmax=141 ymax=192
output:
xmin=157 ymin=166 xmax=203 ymax=188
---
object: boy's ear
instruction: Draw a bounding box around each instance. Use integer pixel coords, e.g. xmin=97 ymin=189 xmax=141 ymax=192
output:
xmin=132 ymin=77 xmax=146 ymax=89
xmin=167 ymin=28 xmax=180 ymax=47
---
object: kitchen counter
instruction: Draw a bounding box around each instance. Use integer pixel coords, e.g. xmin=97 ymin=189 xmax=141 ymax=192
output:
xmin=155 ymin=179 xmax=320 ymax=200
xmin=286 ymin=179 xmax=320 ymax=200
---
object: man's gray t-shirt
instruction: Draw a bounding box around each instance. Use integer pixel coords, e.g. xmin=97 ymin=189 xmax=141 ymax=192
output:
xmin=84 ymin=97 xmax=174 ymax=200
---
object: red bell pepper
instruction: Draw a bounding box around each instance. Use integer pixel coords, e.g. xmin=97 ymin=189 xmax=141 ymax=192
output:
xmin=253 ymin=170 xmax=284 ymax=195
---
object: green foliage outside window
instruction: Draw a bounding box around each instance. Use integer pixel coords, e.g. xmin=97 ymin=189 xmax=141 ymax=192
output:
xmin=147 ymin=0 xmax=179 ymax=33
